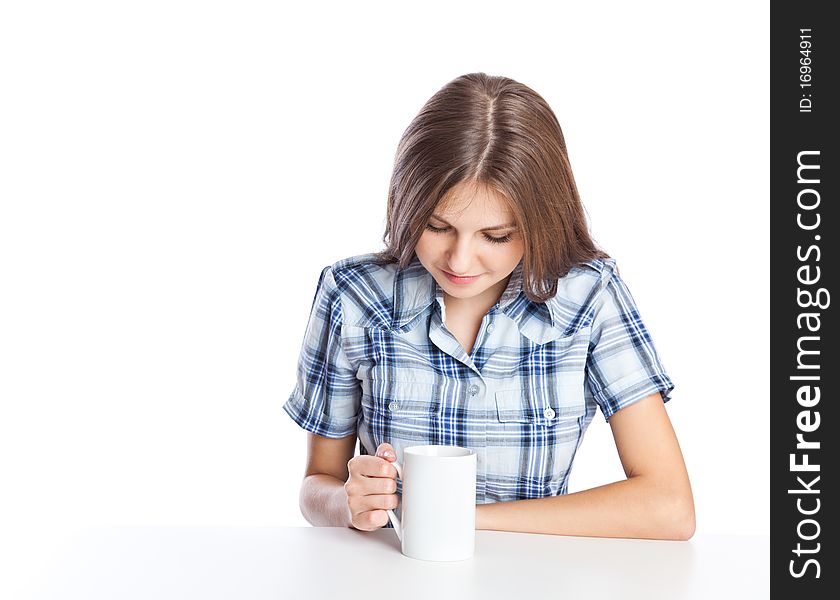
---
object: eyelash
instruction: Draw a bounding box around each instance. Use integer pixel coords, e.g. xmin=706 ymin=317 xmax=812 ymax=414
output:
xmin=424 ymin=223 xmax=513 ymax=244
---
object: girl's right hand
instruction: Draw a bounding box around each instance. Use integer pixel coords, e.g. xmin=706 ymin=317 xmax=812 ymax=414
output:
xmin=345 ymin=442 xmax=399 ymax=531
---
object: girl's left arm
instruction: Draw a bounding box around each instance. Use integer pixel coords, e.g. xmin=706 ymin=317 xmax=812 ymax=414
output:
xmin=475 ymin=392 xmax=696 ymax=540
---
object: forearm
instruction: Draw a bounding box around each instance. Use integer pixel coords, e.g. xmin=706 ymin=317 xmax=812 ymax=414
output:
xmin=476 ymin=475 xmax=695 ymax=541
xmin=299 ymin=474 xmax=353 ymax=528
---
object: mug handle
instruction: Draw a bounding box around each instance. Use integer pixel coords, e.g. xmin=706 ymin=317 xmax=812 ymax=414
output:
xmin=386 ymin=460 xmax=404 ymax=541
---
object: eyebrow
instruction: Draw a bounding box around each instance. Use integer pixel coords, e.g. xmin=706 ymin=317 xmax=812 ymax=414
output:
xmin=430 ymin=214 xmax=517 ymax=231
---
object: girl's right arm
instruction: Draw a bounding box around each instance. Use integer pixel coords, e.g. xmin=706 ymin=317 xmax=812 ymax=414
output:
xmin=299 ymin=432 xmax=399 ymax=530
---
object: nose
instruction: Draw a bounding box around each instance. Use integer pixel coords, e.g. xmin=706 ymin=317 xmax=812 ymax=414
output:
xmin=445 ymin=235 xmax=477 ymax=275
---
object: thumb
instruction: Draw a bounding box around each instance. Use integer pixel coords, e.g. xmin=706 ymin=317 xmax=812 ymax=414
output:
xmin=376 ymin=442 xmax=396 ymax=461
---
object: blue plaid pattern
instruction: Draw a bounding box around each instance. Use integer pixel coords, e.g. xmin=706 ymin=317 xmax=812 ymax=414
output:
xmin=284 ymin=252 xmax=674 ymax=509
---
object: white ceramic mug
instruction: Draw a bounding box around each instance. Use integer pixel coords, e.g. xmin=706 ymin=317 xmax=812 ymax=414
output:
xmin=386 ymin=444 xmax=477 ymax=562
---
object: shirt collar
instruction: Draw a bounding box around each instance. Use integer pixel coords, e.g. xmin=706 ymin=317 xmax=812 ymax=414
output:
xmin=391 ymin=255 xmax=563 ymax=342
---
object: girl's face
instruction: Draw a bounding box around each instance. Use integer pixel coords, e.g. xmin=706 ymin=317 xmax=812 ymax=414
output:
xmin=414 ymin=180 xmax=525 ymax=311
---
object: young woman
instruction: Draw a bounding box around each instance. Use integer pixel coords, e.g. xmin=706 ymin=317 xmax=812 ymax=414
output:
xmin=284 ymin=73 xmax=695 ymax=540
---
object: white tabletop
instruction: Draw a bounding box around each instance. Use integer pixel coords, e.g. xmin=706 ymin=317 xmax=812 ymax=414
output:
xmin=27 ymin=527 xmax=768 ymax=599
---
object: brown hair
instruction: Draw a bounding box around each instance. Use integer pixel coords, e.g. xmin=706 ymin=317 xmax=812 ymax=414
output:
xmin=373 ymin=72 xmax=611 ymax=302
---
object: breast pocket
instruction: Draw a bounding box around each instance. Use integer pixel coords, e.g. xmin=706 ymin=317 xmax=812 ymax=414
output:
xmin=360 ymin=379 xmax=439 ymax=443
xmin=493 ymin=326 xmax=589 ymax=422
xmin=495 ymin=383 xmax=584 ymax=439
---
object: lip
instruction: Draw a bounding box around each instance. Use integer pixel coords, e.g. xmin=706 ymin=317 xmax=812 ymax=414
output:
xmin=442 ymin=269 xmax=482 ymax=284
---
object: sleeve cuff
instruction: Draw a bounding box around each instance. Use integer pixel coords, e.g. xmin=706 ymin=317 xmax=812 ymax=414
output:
xmin=282 ymin=389 xmax=359 ymax=439
xmin=592 ymin=369 xmax=675 ymax=421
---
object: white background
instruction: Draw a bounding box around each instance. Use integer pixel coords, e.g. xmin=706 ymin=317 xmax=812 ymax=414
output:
xmin=0 ymin=0 xmax=768 ymax=593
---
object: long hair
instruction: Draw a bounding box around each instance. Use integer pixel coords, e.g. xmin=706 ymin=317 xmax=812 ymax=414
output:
xmin=373 ymin=72 xmax=610 ymax=302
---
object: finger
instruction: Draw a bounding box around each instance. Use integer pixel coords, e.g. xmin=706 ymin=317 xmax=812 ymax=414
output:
xmin=346 ymin=472 xmax=397 ymax=504
xmin=363 ymin=493 xmax=400 ymax=511
xmin=375 ymin=442 xmax=396 ymax=461
xmin=352 ymin=456 xmax=397 ymax=479
xmin=359 ymin=509 xmax=391 ymax=529
xmin=367 ymin=458 xmax=398 ymax=479
xmin=359 ymin=456 xmax=397 ymax=479
xmin=364 ymin=476 xmax=398 ymax=496
xmin=351 ymin=507 xmax=389 ymax=531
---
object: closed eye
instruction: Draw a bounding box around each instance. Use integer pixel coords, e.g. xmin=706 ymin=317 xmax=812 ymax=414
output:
xmin=424 ymin=223 xmax=513 ymax=244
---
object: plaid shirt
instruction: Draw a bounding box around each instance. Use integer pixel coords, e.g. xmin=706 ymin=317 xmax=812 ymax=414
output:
xmin=283 ymin=252 xmax=674 ymax=516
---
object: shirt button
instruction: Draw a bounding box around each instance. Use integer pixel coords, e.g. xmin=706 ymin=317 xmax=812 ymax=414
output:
xmin=487 ymin=323 xmax=495 ymax=333
xmin=389 ymin=401 xmax=399 ymax=412
xmin=468 ymin=384 xmax=479 ymax=396
xmin=544 ymin=407 xmax=556 ymax=419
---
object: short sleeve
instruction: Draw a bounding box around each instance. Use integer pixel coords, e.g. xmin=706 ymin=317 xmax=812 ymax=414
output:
xmin=585 ymin=266 xmax=675 ymax=421
xmin=282 ymin=265 xmax=361 ymax=438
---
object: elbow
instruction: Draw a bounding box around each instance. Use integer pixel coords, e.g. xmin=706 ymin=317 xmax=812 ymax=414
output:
xmin=669 ymin=503 xmax=696 ymax=541
xmin=298 ymin=475 xmax=317 ymax=526
xmin=644 ymin=477 xmax=695 ymax=540
xmin=661 ymin=493 xmax=696 ymax=541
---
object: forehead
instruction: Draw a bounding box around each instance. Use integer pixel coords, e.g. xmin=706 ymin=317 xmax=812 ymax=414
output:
xmin=437 ymin=180 xmax=512 ymax=218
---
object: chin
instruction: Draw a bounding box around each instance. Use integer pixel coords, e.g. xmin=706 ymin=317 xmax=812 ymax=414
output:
xmin=440 ymin=281 xmax=487 ymax=298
